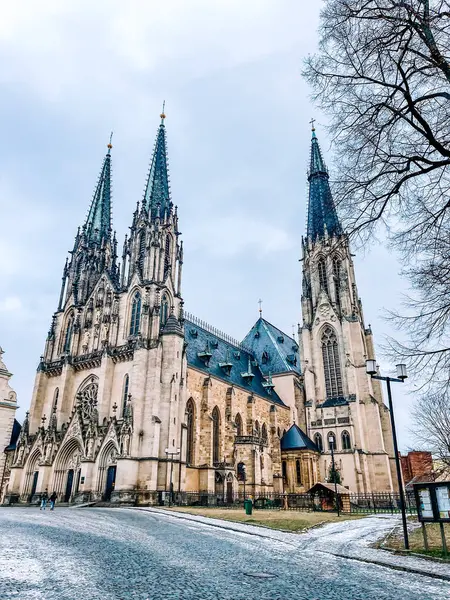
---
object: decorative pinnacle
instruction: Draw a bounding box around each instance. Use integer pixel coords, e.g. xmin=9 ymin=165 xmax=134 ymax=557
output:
xmin=309 ymin=117 xmax=316 ymax=132
xmin=258 ymin=298 xmax=263 ymax=317
xmin=107 ymin=131 xmax=113 ymax=151
xmin=160 ymin=100 xmax=166 ymax=123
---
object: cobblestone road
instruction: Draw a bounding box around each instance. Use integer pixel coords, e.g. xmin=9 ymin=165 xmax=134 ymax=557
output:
xmin=0 ymin=507 xmax=448 ymax=600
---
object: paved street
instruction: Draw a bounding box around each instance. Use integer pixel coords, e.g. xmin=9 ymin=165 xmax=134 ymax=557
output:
xmin=0 ymin=507 xmax=448 ymax=600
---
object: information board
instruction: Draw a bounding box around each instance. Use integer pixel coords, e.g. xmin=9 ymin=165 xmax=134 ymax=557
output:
xmin=436 ymin=485 xmax=450 ymax=519
xmin=417 ymin=487 xmax=433 ymax=519
xmin=414 ymin=482 xmax=450 ymax=523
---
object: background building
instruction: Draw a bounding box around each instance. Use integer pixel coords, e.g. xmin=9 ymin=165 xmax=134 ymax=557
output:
xmin=0 ymin=347 xmax=19 ymax=502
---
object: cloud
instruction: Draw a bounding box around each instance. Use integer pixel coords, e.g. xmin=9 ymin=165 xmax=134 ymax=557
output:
xmin=0 ymin=296 xmax=22 ymax=313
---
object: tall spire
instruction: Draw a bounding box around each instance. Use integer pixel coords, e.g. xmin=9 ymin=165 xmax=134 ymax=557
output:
xmin=306 ymin=124 xmax=342 ymax=240
xmin=142 ymin=105 xmax=171 ymax=219
xmin=85 ymin=138 xmax=113 ymax=244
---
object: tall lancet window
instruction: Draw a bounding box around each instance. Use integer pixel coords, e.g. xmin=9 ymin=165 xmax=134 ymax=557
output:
xmin=164 ymin=235 xmax=172 ymax=280
xmin=186 ymin=398 xmax=195 ymax=466
xmin=129 ymin=292 xmax=141 ymax=336
xmin=138 ymin=231 xmax=146 ymax=276
xmin=318 ymin=259 xmax=328 ymax=294
xmin=333 ymin=258 xmax=341 ymax=311
xmin=63 ymin=314 xmax=74 ymax=353
xmin=212 ymin=406 xmax=220 ymax=465
xmin=321 ymin=326 xmax=343 ymax=399
xmin=122 ymin=375 xmax=129 ymax=416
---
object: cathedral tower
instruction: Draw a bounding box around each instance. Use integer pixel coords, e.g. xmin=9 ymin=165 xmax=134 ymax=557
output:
xmin=7 ymin=112 xmax=187 ymax=505
xmin=300 ymin=126 xmax=396 ymax=493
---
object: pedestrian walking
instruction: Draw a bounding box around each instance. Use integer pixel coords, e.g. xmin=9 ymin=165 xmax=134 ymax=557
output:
xmin=49 ymin=491 xmax=57 ymax=511
xmin=40 ymin=488 xmax=49 ymax=510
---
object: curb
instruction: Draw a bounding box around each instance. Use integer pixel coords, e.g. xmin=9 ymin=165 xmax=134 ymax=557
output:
xmin=130 ymin=507 xmax=450 ymax=582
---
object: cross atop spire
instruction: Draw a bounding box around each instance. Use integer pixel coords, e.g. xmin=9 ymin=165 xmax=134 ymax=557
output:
xmin=306 ymin=126 xmax=342 ymax=240
xmin=84 ymin=141 xmax=113 ymax=244
xmin=142 ymin=110 xmax=171 ymax=219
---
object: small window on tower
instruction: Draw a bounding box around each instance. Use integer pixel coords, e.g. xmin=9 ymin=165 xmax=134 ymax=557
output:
xmin=318 ymin=259 xmax=328 ymax=294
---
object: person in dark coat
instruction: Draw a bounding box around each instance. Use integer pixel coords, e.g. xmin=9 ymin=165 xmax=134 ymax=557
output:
xmin=49 ymin=491 xmax=57 ymax=511
xmin=40 ymin=489 xmax=49 ymax=510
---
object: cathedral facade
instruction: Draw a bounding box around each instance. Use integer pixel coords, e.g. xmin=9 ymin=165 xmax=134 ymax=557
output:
xmin=4 ymin=114 xmax=396 ymax=505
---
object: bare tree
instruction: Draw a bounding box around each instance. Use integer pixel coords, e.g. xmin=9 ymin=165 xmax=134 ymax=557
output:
xmin=412 ymin=392 xmax=450 ymax=469
xmin=304 ymin=0 xmax=450 ymax=389
xmin=385 ymin=222 xmax=450 ymax=392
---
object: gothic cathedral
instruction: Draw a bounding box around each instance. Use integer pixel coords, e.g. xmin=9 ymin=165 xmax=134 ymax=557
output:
xmin=4 ymin=114 xmax=396 ymax=505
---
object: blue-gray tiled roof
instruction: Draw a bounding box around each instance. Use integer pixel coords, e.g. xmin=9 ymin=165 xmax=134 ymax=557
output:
xmin=5 ymin=418 xmax=21 ymax=451
xmin=185 ymin=317 xmax=286 ymax=406
xmin=242 ymin=318 xmax=301 ymax=376
xmin=281 ymin=423 xmax=319 ymax=452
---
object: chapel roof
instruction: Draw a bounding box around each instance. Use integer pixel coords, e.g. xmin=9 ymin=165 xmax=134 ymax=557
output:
xmin=242 ymin=317 xmax=301 ymax=375
xmin=184 ymin=314 xmax=286 ymax=406
xmin=280 ymin=423 xmax=319 ymax=452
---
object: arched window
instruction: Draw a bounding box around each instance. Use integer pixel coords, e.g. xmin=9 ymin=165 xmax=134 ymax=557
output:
xmin=186 ymin=399 xmax=195 ymax=466
xmin=254 ymin=421 xmax=260 ymax=438
xmin=129 ymin=292 xmax=141 ymax=336
xmin=314 ymin=433 xmax=323 ymax=452
xmin=321 ymin=326 xmax=343 ymax=399
xmin=122 ymin=375 xmax=129 ymax=416
xmin=212 ymin=406 xmax=220 ymax=465
xmin=342 ymin=430 xmax=351 ymax=450
xmin=296 ymin=459 xmax=302 ymax=485
xmin=333 ymin=258 xmax=341 ymax=310
xmin=63 ymin=314 xmax=74 ymax=353
xmin=318 ymin=259 xmax=328 ymax=294
xmin=164 ymin=235 xmax=172 ymax=279
xmin=328 ymin=432 xmax=336 ymax=451
xmin=235 ymin=413 xmax=243 ymax=436
xmin=261 ymin=423 xmax=268 ymax=442
xmin=161 ymin=294 xmax=169 ymax=327
xmin=138 ymin=231 xmax=146 ymax=275
xmin=282 ymin=460 xmax=288 ymax=484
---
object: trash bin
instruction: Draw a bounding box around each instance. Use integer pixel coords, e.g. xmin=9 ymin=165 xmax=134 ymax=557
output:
xmin=244 ymin=499 xmax=253 ymax=515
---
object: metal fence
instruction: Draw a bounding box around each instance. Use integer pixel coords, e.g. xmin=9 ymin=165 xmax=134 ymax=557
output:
xmin=168 ymin=491 xmax=417 ymax=514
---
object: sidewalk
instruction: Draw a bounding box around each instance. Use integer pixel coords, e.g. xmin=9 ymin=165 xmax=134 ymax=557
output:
xmin=132 ymin=507 xmax=450 ymax=582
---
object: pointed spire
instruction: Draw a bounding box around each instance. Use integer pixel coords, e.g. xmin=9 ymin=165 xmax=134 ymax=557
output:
xmin=306 ymin=124 xmax=342 ymax=241
xmin=85 ymin=139 xmax=113 ymax=244
xmin=142 ymin=106 xmax=171 ymax=220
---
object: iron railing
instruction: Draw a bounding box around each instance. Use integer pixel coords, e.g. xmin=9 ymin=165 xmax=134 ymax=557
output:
xmin=166 ymin=491 xmax=417 ymax=514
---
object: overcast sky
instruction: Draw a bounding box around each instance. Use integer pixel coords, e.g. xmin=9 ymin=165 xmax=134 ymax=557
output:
xmin=0 ymin=0 xmax=417 ymax=450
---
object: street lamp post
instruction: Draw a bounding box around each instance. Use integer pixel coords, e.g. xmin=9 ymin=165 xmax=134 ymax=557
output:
xmin=328 ymin=434 xmax=340 ymax=517
xmin=366 ymin=360 xmax=409 ymax=550
xmin=165 ymin=448 xmax=180 ymax=507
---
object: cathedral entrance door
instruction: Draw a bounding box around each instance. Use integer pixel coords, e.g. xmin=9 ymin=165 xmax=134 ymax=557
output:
xmin=226 ymin=481 xmax=233 ymax=504
xmin=64 ymin=469 xmax=74 ymax=502
xmin=105 ymin=465 xmax=116 ymax=501
xmin=30 ymin=472 xmax=39 ymax=498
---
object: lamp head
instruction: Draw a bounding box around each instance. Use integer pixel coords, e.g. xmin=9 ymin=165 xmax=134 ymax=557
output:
xmin=396 ymin=364 xmax=408 ymax=381
xmin=366 ymin=359 xmax=377 ymax=376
